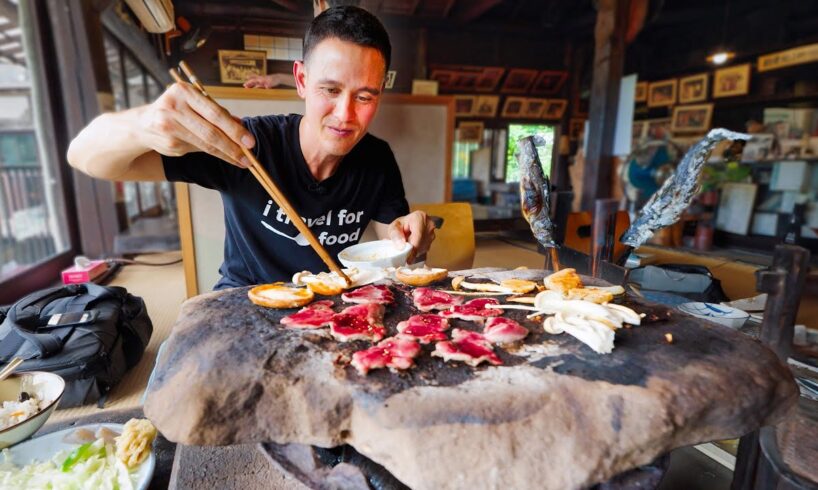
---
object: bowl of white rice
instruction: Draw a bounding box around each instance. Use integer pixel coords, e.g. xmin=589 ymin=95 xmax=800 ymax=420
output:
xmin=0 ymin=371 xmax=64 ymax=449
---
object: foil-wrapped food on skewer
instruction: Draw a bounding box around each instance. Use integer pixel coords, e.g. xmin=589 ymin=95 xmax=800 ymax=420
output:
xmin=516 ymin=135 xmax=556 ymax=249
xmin=620 ymin=128 xmax=751 ymax=249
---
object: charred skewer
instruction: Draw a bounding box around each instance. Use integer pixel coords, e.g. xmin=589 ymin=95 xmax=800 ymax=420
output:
xmin=618 ymin=128 xmax=751 ymax=262
xmin=516 ymin=135 xmax=560 ymax=271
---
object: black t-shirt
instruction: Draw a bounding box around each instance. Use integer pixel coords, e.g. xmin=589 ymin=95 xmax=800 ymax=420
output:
xmin=163 ymin=114 xmax=409 ymax=290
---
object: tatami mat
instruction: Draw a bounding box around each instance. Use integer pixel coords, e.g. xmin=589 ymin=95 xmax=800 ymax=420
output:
xmin=473 ymin=235 xmax=546 ymax=269
xmin=47 ymin=251 xmax=186 ymax=423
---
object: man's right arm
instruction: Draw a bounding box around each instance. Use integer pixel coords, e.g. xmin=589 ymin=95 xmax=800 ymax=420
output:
xmin=67 ymin=82 xmax=256 ymax=182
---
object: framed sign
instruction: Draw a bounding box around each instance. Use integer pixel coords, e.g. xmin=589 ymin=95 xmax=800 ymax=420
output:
xmin=454 ymin=95 xmax=477 ymax=117
xmin=218 ymin=50 xmax=267 ymax=84
xmin=474 ymin=95 xmax=500 ymax=118
xmin=457 ymin=121 xmax=484 ymax=144
xmin=542 ymin=99 xmax=567 ymax=119
xmin=531 ymin=70 xmax=568 ymax=95
xmin=634 ymin=81 xmax=647 ymax=103
xmin=500 ymin=68 xmax=538 ymax=94
xmin=714 ymin=64 xmax=751 ymax=98
xmin=501 ymin=96 xmax=526 ymax=117
xmin=671 ymin=103 xmax=713 ymax=133
xmin=647 ymin=79 xmax=677 ymax=107
xmin=522 ymin=98 xmax=547 ymax=118
xmin=678 ymin=73 xmax=708 ymax=104
xmin=758 ymin=42 xmax=818 ymax=72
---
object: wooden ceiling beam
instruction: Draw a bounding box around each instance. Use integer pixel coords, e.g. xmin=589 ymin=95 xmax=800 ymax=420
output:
xmin=453 ymin=0 xmax=503 ymax=23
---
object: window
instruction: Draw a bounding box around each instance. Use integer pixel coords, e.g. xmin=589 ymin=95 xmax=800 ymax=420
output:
xmin=103 ymin=33 xmax=167 ymax=223
xmin=504 ymin=124 xmax=556 ymax=183
xmin=452 ymin=140 xmax=479 ymax=179
xmin=244 ymin=35 xmax=302 ymax=61
xmin=0 ymin=3 xmax=72 ymax=285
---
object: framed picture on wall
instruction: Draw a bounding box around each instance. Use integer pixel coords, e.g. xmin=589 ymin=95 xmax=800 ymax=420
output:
xmin=569 ymin=118 xmax=586 ymax=140
xmin=218 ymin=50 xmax=267 ymax=84
xmin=713 ymin=63 xmax=751 ymax=98
xmin=454 ymin=95 xmax=477 ymax=116
xmin=457 ymin=121 xmax=484 ymax=144
xmin=634 ymin=81 xmax=647 ymax=103
xmin=501 ymin=96 xmax=527 ymax=117
xmin=522 ymin=98 xmax=547 ymax=118
xmin=474 ymin=95 xmax=500 ymax=117
xmin=500 ymin=68 xmax=538 ymax=94
xmin=429 ymin=69 xmax=457 ymax=91
xmin=531 ymin=70 xmax=568 ymax=95
xmin=542 ymin=99 xmax=567 ymax=119
xmin=671 ymin=103 xmax=713 ymax=133
xmin=678 ymin=73 xmax=709 ymax=104
xmin=647 ymin=79 xmax=677 ymax=107
xmin=645 ymin=118 xmax=672 ymax=139
xmin=474 ymin=67 xmax=505 ymax=92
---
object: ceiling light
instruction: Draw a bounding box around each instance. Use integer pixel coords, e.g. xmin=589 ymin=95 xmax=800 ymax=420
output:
xmin=707 ymin=51 xmax=735 ymax=65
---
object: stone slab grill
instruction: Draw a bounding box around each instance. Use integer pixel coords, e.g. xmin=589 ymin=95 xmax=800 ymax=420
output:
xmin=144 ymin=268 xmax=797 ymax=490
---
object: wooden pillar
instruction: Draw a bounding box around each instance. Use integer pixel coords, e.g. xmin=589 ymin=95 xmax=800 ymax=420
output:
xmin=581 ymin=0 xmax=629 ymax=211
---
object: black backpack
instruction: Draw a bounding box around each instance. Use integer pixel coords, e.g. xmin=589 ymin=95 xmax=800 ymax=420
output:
xmin=0 ymin=283 xmax=152 ymax=408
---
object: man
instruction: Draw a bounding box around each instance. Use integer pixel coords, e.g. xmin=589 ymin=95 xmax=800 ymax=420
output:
xmin=243 ymin=0 xmax=361 ymax=89
xmin=68 ymin=6 xmax=435 ymax=290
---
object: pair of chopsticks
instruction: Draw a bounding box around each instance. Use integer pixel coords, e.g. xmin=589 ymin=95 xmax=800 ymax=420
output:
xmin=0 ymin=357 xmax=23 ymax=382
xmin=169 ymin=62 xmax=351 ymax=286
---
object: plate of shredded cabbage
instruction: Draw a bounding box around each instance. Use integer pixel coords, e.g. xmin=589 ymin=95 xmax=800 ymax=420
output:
xmin=0 ymin=422 xmax=155 ymax=489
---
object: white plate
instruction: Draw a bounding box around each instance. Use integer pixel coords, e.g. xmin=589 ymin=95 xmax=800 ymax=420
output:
xmin=678 ymin=302 xmax=749 ymax=329
xmin=4 ymin=423 xmax=154 ymax=489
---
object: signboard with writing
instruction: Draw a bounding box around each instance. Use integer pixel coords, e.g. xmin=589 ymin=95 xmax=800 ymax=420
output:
xmin=757 ymin=43 xmax=818 ymax=72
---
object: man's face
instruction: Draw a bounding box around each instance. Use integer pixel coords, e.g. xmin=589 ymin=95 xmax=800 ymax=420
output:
xmin=294 ymin=37 xmax=386 ymax=159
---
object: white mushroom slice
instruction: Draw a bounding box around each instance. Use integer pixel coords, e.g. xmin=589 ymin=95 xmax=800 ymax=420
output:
xmin=534 ymin=291 xmax=612 ymax=319
xmin=508 ymin=296 xmax=536 ymax=304
xmin=543 ymin=312 xmax=615 ymax=354
xmin=605 ymin=303 xmax=641 ymax=326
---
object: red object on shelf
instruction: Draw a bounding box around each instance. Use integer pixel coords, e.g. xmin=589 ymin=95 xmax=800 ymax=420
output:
xmin=61 ymin=260 xmax=108 ymax=284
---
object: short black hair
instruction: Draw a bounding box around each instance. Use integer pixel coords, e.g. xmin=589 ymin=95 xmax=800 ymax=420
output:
xmin=304 ymin=6 xmax=391 ymax=73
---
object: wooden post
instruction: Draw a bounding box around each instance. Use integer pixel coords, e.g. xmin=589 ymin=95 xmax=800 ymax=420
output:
xmin=581 ymin=0 xmax=630 ymax=211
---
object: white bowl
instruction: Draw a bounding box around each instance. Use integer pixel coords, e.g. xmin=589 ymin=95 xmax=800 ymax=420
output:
xmin=0 ymin=371 xmax=65 ymax=448
xmin=678 ymin=302 xmax=750 ymax=329
xmin=338 ymin=239 xmax=413 ymax=269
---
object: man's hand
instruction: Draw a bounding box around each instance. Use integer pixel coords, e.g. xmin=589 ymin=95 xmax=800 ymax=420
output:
xmin=243 ymin=73 xmax=295 ymax=89
xmin=137 ymin=81 xmax=255 ymax=168
xmin=385 ymin=211 xmax=437 ymax=263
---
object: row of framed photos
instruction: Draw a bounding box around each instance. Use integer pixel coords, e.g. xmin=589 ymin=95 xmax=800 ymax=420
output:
xmin=636 ymin=63 xmax=751 ymax=108
xmin=454 ymin=95 xmax=568 ymax=119
xmin=430 ymin=65 xmax=568 ymax=95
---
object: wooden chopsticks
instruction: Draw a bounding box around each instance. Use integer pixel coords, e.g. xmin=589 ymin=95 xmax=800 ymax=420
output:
xmin=169 ymin=61 xmax=351 ymax=286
